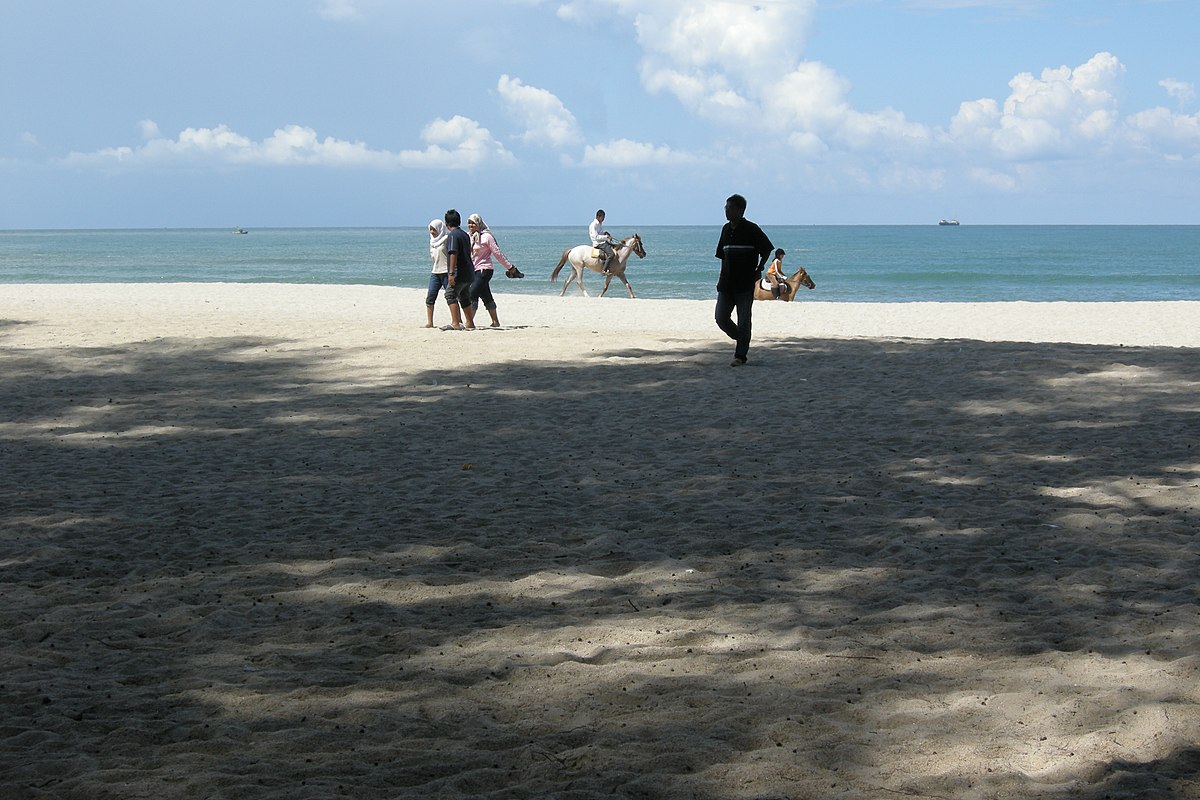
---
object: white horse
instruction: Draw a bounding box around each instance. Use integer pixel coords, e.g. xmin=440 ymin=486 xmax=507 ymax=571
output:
xmin=550 ymin=234 xmax=646 ymax=298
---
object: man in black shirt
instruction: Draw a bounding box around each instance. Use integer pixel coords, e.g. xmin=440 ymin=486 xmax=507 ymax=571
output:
xmin=714 ymin=193 xmax=774 ymax=365
xmin=444 ymin=208 xmax=477 ymax=330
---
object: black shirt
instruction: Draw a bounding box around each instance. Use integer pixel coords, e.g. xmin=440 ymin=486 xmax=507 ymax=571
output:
xmin=715 ymin=219 xmax=773 ymax=293
xmin=446 ymin=226 xmax=473 ymax=282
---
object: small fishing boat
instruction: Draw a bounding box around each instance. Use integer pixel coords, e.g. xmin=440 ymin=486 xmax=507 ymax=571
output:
xmin=232 ymin=227 xmax=249 ymax=234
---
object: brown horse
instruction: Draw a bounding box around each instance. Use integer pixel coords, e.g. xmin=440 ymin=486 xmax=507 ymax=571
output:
xmin=550 ymin=234 xmax=646 ymax=298
xmin=754 ymin=267 xmax=816 ymax=302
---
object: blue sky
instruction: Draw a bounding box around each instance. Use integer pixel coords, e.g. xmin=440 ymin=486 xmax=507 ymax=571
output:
xmin=2 ymin=0 xmax=1198 ymax=227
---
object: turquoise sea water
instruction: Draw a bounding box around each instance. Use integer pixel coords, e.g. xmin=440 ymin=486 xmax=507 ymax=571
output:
xmin=2 ymin=226 xmax=1198 ymax=303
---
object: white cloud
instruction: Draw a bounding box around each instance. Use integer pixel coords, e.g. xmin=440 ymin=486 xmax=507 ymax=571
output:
xmin=555 ymin=0 xmax=622 ymax=25
xmin=943 ymin=56 xmax=1200 ymax=165
xmin=765 ymin=61 xmax=852 ymax=136
xmin=787 ymin=131 xmax=827 ymax=157
xmin=1125 ymin=107 xmax=1200 ymax=155
xmin=763 ymin=61 xmax=934 ymax=155
xmin=640 ymin=66 xmax=753 ymax=123
xmin=1160 ymin=78 xmax=1196 ymax=109
xmin=496 ymin=75 xmax=583 ymax=148
xmin=58 ymin=119 xmax=514 ymax=170
xmin=559 ymin=2 xmax=1200 ymax=192
xmin=621 ymin=1 xmax=818 ymax=123
xmin=994 ymin=116 xmax=1064 ymax=159
xmin=1004 ymin=53 xmax=1123 ymax=122
xmin=415 ymin=116 xmax=516 ymax=167
xmin=967 ymin=167 xmax=1018 ymax=191
xmin=840 ymin=108 xmax=933 ymax=153
xmin=876 ymin=165 xmax=945 ymax=193
xmin=950 ymin=52 xmax=1125 ymax=159
xmin=580 ymin=138 xmax=697 ymax=167
xmin=318 ymin=0 xmax=362 ymax=21
xmin=949 ymin=97 xmax=1001 ymax=146
xmin=635 ymin=1 xmax=814 ymax=83
xmin=27 ymin=3 xmax=1200 ymax=209
xmin=569 ymin=0 xmax=934 ymax=156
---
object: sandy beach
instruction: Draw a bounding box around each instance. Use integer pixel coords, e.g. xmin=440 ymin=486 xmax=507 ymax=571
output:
xmin=2 ymin=283 xmax=1198 ymax=799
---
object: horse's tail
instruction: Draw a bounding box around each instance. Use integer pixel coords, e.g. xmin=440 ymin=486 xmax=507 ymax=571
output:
xmin=550 ymin=248 xmax=570 ymax=282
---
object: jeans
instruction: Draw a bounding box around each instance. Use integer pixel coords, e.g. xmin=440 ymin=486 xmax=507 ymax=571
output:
xmin=426 ymin=272 xmax=451 ymax=305
xmin=714 ymin=289 xmax=754 ymax=360
xmin=471 ymin=268 xmax=496 ymax=311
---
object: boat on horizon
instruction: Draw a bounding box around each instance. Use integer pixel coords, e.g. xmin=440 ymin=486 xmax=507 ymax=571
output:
xmin=232 ymin=227 xmax=249 ymax=234
xmin=938 ymin=219 xmax=960 ymax=226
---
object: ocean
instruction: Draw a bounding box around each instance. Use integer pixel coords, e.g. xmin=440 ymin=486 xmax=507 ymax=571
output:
xmin=2 ymin=225 xmax=1198 ymax=303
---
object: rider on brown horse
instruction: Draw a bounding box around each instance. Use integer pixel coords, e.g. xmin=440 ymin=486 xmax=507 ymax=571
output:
xmin=764 ymin=248 xmax=790 ymax=299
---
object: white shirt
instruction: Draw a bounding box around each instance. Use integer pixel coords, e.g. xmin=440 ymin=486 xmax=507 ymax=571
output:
xmin=589 ymin=217 xmax=611 ymax=247
xmin=429 ymin=219 xmax=449 ymax=275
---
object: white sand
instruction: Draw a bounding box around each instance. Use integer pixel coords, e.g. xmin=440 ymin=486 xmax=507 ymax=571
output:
xmin=2 ymin=284 xmax=1199 ymax=799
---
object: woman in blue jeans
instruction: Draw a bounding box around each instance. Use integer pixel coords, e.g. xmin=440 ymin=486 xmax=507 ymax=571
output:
xmin=424 ymin=218 xmax=450 ymax=328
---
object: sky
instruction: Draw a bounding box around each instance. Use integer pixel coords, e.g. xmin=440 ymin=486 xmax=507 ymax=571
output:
xmin=2 ymin=0 xmax=1198 ymax=228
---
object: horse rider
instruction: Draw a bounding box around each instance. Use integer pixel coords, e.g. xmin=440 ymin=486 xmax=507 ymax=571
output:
xmin=590 ymin=209 xmax=616 ymax=274
xmin=765 ymin=248 xmax=788 ymax=299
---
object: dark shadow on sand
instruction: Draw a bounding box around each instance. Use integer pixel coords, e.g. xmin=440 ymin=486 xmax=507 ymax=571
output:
xmin=2 ymin=333 xmax=1198 ymax=798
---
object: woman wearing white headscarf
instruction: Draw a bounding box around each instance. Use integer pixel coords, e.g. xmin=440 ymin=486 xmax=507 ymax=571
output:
xmin=466 ymin=213 xmax=520 ymax=328
xmin=424 ymin=218 xmax=450 ymax=328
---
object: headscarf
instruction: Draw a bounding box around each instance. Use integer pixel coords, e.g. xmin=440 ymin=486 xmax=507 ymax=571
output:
xmin=428 ymin=218 xmax=448 ymax=250
xmin=467 ymin=213 xmax=489 ymax=246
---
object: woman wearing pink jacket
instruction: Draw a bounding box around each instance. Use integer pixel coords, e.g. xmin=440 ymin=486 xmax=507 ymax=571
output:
xmin=466 ymin=213 xmax=519 ymax=328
